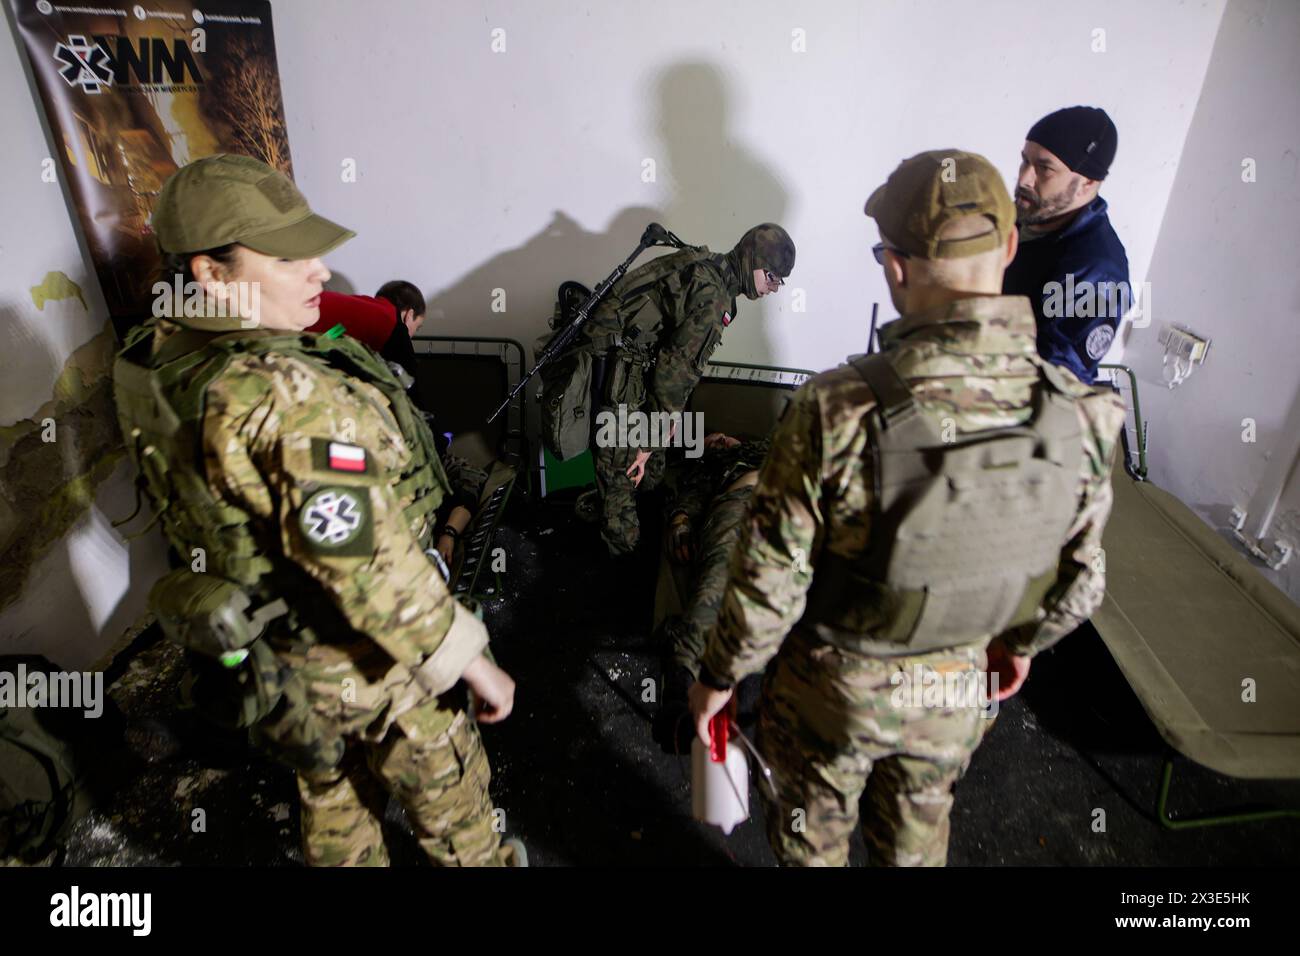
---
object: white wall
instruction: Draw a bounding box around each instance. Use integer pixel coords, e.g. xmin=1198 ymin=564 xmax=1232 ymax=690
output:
xmin=273 ymin=0 xmax=1224 ymax=371
xmin=1125 ymin=0 xmax=1300 ymax=602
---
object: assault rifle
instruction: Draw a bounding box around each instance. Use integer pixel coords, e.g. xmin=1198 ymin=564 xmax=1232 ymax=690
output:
xmin=486 ymin=223 xmax=687 ymax=424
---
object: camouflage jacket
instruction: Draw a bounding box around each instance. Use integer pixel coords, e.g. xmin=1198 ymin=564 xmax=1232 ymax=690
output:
xmin=665 ymin=438 xmax=772 ymax=524
xmin=155 ymin=321 xmax=489 ymax=695
xmin=584 ymin=251 xmax=739 ymax=417
xmin=699 ymin=295 xmax=1126 ymax=686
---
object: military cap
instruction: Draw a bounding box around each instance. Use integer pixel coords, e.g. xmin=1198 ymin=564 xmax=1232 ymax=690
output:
xmin=864 ymin=150 xmax=1014 ymax=259
xmin=152 ymin=153 xmax=354 ymax=257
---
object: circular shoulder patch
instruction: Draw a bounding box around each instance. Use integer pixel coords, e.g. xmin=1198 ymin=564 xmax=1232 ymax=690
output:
xmin=1085 ymin=323 xmax=1115 ymax=361
xmin=300 ymin=488 xmax=365 ymax=548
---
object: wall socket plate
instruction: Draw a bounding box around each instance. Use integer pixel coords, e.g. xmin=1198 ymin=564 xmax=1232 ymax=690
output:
xmin=1158 ymin=324 xmax=1211 ymax=387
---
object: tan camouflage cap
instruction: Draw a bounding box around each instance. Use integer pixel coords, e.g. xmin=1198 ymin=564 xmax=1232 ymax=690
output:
xmin=152 ymin=154 xmax=355 ymax=257
xmin=863 ymin=149 xmax=1014 ymax=259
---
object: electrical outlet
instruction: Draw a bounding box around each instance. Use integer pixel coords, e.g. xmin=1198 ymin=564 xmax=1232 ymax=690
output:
xmin=1158 ymin=324 xmax=1211 ymax=387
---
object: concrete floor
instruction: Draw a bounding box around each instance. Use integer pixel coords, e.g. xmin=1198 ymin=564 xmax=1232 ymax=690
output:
xmin=55 ymin=488 xmax=1300 ymax=866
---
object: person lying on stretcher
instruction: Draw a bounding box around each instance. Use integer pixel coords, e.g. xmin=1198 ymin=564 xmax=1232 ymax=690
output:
xmin=652 ymin=431 xmax=771 ymax=753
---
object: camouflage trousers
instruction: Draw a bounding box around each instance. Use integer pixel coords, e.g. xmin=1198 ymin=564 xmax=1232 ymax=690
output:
xmin=755 ymin=633 xmax=989 ymax=867
xmin=670 ymin=487 xmax=753 ymax=674
xmin=592 ymin=412 xmax=666 ymax=556
xmin=255 ymin=637 xmax=505 ymax=867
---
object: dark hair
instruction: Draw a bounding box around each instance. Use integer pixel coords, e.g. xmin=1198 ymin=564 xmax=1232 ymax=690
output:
xmin=157 ymin=243 xmax=240 ymax=287
xmin=376 ymin=280 xmax=426 ymax=319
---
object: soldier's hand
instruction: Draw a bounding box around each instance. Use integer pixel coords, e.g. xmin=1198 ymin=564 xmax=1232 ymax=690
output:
xmin=985 ymin=638 xmax=1031 ymax=701
xmin=668 ymin=514 xmax=693 ymax=564
xmin=626 ymin=449 xmax=653 ymax=487
xmin=462 ymin=654 xmax=516 ymax=723
xmin=688 ymin=680 xmax=733 ymax=747
xmin=437 ymin=534 xmax=455 ymax=566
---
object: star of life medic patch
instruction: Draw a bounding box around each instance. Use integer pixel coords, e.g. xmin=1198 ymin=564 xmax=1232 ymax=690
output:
xmin=1085 ymin=323 xmax=1115 ymax=361
xmin=299 ymin=487 xmax=373 ymax=556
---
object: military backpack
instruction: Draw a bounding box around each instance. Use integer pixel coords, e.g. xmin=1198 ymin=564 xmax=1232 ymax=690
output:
xmin=538 ymin=247 xmax=718 ymax=461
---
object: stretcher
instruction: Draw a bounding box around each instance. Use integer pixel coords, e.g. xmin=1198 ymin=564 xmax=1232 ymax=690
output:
xmin=411 ymin=335 xmax=529 ymax=602
xmin=1092 ymin=366 xmax=1300 ymax=827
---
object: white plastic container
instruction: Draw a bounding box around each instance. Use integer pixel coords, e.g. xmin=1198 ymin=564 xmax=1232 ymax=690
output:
xmin=691 ymin=719 xmax=750 ymax=834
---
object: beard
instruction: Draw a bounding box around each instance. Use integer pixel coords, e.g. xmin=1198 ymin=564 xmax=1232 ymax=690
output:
xmin=1016 ymin=177 xmax=1081 ymax=225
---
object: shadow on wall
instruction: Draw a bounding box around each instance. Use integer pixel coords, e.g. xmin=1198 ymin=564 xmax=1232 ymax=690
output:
xmin=655 ymin=61 xmax=791 ymax=366
xmin=416 ymin=59 xmax=792 ymax=386
xmin=414 ymin=207 xmax=660 ymax=435
xmin=423 ymin=205 xmax=664 ymax=349
xmin=654 ymin=61 xmax=790 ymax=257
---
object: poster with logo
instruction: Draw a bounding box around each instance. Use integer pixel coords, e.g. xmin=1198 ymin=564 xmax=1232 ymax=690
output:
xmin=10 ymin=0 xmax=291 ymax=321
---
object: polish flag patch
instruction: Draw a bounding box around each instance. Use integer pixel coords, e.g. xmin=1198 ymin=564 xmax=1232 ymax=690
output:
xmin=722 ymin=312 xmax=733 ymax=327
xmin=327 ymin=442 xmax=367 ymax=472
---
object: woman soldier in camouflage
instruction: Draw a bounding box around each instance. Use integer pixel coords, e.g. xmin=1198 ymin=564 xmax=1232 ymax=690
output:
xmin=113 ymin=154 xmax=522 ymax=866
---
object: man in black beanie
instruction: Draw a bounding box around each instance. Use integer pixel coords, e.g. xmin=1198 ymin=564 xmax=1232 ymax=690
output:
xmin=1003 ymin=106 xmax=1130 ymax=384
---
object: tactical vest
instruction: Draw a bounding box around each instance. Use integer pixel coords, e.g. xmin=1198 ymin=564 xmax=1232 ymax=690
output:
xmin=800 ymin=352 xmax=1083 ymax=657
xmin=586 ymin=247 xmax=724 ymax=355
xmin=112 ymin=319 xmax=452 ymax=725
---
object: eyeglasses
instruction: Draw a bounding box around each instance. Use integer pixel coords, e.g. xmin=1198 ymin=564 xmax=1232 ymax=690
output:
xmin=763 ymin=270 xmax=785 ymax=287
xmin=872 ymin=242 xmax=910 ymax=265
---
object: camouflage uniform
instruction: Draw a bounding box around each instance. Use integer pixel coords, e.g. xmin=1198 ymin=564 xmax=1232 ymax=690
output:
xmin=434 ymin=441 xmax=489 ymax=534
xmin=112 ymin=154 xmax=513 ymax=865
xmin=441 ymin=452 xmax=489 ymax=510
xmin=698 ymin=296 xmax=1126 ymax=866
xmin=662 ymin=438 xmax=771 ymax=675
xmin=126 ymin=321 xmax=508 ymax=866
xmin=585 ymin=225 xmax=795 ymax=555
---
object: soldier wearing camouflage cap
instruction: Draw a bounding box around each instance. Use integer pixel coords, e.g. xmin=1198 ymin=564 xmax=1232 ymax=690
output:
xmin=113 ymin=154 xmax=523 ymax=866
xmin=581 ymin=223 xmax=795 ymax=556
xmin=690 ymin=150 xmax=1125 ymax=866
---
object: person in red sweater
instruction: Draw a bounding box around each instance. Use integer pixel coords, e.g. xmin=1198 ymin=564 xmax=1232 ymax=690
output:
xmin=308 ymin=288 xmax=420 ymax=375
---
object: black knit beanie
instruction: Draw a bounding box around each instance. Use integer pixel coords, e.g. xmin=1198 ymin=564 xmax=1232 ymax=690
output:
xmin=1026 ymin=106 xmax=1117 ymax=180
